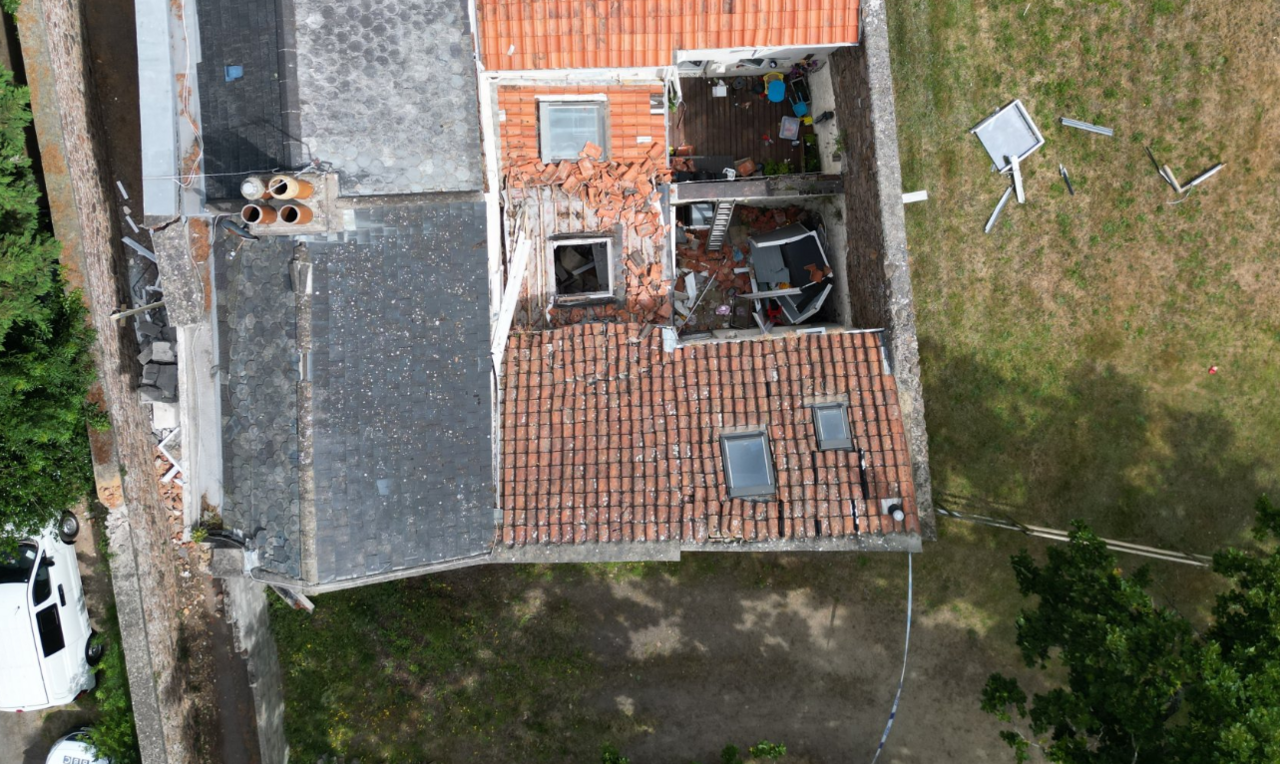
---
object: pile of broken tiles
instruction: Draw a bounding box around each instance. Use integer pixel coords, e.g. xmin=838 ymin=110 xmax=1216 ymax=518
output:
xmin=508 ymin=140 xmax=677 ymax=326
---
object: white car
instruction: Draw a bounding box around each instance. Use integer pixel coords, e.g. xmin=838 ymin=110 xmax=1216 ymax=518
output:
xmin=0 ymin=513 xmax=100 ymax=712
xmin=46 ymin=726 xmax=109 ymax=764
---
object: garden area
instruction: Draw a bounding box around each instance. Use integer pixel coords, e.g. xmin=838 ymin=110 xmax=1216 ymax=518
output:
xmin=271 ymin=1 xmax=1280 ymax=761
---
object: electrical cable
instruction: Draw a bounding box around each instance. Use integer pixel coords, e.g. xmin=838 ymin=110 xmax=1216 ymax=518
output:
xmin=869 ymin=552 xmax=913 ymax=764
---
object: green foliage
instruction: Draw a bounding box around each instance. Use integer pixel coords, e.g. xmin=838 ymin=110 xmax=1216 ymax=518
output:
xmin=0 ymin=67 xmax=94 ymax=543
xmin=86 ymin=637 xmax=142 ymax=764
xmin=983 ymin=503 xmax=1280 ymax=763
xmin=748 ymin=740 xmax=787 ymax=760
xmin=762 ymin=160 xmax=792 ymax=177
xmin=601 ymin=743 xmax=631 ymax=764
xmin=720 ymin=744 xmax=742 ymax=764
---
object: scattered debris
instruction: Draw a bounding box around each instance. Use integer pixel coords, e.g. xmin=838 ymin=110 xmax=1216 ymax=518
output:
xmin=902 ymin=190 xmax=929 ymax=204
xmin=111 ymin=300 xmax=165 ymax=323
xmin=158 ymin=428 xmax=184 ymax=485
xmin=268 ymin=585 xmax=315 ymax=613
xmin=1146 ymin=145 xmax=1224 ymax=198
xmin=971 ymin=99 xmax=1045 ymax=172
xmin=1208 ymin=365 xmax=1218 ymax=374
xmin=1059 ymin=164 xmax=1075 ymax=195
xmin=115 ymin=180 xmax=129 ymax=199
xmin=1059 ymin=117 xmax=1114 ymax=137
xmin=122 ymin=236 xmax=157 ymax=262
xmin=1185 ymin=162 xmax=1224 ymax=189
xmin=1005 ymin=155 xmax=1026 ymax=204
xmin=985 ymin=187 xmax=1014 ymax=234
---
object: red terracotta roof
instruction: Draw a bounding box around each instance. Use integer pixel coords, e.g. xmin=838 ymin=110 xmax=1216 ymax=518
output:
xmin=498 ymin=323 xmax=918 ymax=547
xmin=497 ymin=85 xmax=667 ymax=165
xmin=477 ymin=0 xmax=862 ymax=71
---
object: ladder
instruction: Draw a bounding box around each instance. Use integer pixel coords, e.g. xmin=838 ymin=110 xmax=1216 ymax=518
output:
xmin=705 ymin=201 xmax=735 ymax=252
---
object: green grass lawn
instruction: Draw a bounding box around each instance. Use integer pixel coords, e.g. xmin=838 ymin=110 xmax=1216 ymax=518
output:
xmin=891 ymin=0 xmax=1280 ymax=585
xmin=271 ymin=2 xmax=1280 ymax=760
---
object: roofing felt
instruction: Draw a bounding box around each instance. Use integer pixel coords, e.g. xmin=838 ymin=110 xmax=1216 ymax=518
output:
xmin=498 ymin=85 xmax=667 ymax=166
xmin=498 ymin=323 xmax=918 ymax=548
xmin=292 ymin=0 xmax=484 ymax=194
xmin=194 ymin=0 xmax=291 ymax=200
xmin=476 ymin=0 xmax=862 ymax=71
xmin=306 ymin=200 xmax=494 ymax=584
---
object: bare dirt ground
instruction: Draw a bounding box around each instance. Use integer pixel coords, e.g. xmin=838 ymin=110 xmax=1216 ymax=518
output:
xmin=549 ymin=542 xmax=1048 ymax=764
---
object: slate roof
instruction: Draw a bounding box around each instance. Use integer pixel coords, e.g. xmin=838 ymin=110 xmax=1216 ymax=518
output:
xmin=498 ymin=323 xmax=918 ymax=548
xmin=216 ymin=235 xmax=303 ymax=579
xmin=497 ymin=85 xmax=667 ymax=165
xmin=292 ymin=0 xmax=484 ymax=195
xmin=306 ymin=199 xmax=495 ymax=584
xmin=476 ymin=0 xmax=863 ymax=70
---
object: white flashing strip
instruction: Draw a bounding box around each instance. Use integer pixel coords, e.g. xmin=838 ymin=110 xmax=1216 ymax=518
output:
xmin=476 ymin=68 xmax=505 ymax=515
xmin=482 ymin=67 xmax=668 ymax=86
xmin=534 ymin=93 xmax=608 ymax=102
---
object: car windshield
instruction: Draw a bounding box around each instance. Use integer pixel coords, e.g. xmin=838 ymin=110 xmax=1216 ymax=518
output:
xmin=0 ymin=543 xmax=38 ymax=585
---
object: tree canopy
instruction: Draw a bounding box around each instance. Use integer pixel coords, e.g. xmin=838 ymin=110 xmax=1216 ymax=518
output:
xmin=982 ymin=497 xmax=1280 ymax=763
xmin=0 ymin=67 xmax=94 ymax=541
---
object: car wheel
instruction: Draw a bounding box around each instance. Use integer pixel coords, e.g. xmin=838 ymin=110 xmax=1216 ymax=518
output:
xmin=59 ymin=511 xmax=80 ymax=543
xmin=86 ymin=635 xmax=105 ymax=666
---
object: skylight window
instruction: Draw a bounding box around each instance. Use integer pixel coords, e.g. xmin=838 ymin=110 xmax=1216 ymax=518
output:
xmin=539 ymin=101 xmax=607 ymax=162
xmin=812 ymin=403 xmax=853 ymax=451
xmin=720 ymin=432 xmax=777 ymax=499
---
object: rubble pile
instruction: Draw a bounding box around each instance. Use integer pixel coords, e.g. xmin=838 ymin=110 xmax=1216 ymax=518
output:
xmin=676 ymin=228 xmax=753 ymax=295
xmin=505 ymin=140 xmax=671 ymax=236
xmin=506 ymin=140 xmax=676 ymax=326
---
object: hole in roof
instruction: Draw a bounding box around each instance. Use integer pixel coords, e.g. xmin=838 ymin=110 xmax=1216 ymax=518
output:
xmin=554 ymin=240 xmax=612 ymax=298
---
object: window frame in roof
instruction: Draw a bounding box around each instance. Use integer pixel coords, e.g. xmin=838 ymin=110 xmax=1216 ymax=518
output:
xmin=719 ymin=431 xmax=778 ymax=499
xmin=811 ymin=402 xmax=854 ymax=451
xmin=538 ymin=98 xmax=609 ymax=163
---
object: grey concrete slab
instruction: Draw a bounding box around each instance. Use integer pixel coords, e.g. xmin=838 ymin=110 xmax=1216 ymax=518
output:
xmin=292 ymin=0 xmax=484 ymax=195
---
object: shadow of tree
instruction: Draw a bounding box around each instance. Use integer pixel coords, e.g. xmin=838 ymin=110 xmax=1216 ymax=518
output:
xmin=920 ymin=337 xmax=1270 ymax=552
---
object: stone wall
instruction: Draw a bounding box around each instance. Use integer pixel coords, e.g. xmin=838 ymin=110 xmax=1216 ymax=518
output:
xmin=830 ymin=8 xmax=936 ymax=539
xmin=16 ymin=0 xmax=195 ymax=760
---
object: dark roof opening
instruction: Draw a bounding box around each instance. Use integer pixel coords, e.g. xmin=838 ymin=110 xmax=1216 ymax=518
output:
xmin=720 ymin=431 xmax=777 ymax=499
xmin=554 ymin=240 xmax=612 ymax=298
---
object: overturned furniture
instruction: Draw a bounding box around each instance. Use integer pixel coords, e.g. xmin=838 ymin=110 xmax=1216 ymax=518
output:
xmin=746 ymin=224 xmax=833 ymax=325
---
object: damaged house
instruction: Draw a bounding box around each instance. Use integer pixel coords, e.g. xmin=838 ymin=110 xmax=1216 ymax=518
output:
xmin=480 ymin=0 xmax=934 ymax=562
xmin=161 ymin=0 xmax=931 ymax=592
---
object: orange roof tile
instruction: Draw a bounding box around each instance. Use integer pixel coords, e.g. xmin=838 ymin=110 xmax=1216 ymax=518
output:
xmin=498 ymin=324 xmax=918 ymax=547
xmin=477 ymin=0 xmax=860 ymax=70
xmin=497 ymin=85 xmax=666 ymax=166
